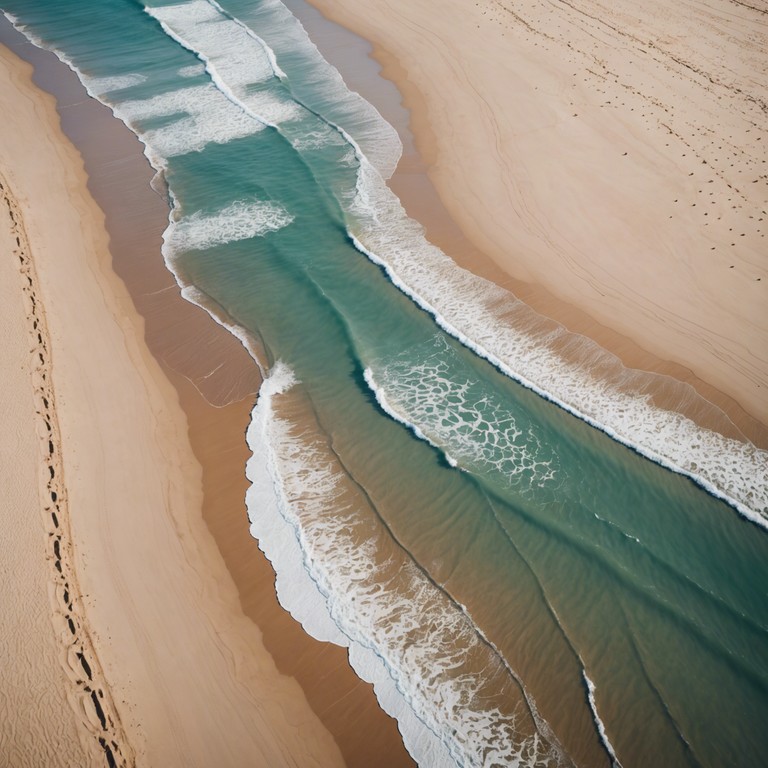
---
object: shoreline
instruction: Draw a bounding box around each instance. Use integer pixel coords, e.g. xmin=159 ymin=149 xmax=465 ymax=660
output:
xmin=0 ymin=24 xmax=413 ymax=768
xmin=3 ymin=3 xmax=764 ymax=765
xmin=303 ymin=0 xmax=768 ymax=449
xmin=3 ymin=5 xmax=766 ymax=767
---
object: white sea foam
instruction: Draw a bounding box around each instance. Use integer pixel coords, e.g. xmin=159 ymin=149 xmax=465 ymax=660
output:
xmin=168 ymin=200 xmax=293 ymax=253
xmin=177 ymin=63 xmax=205 ymax=78
xmin=364 ymin=367 xmax=459 ymax=468
xmin=341 ymin=155 xmax=768 ymax=523
xmin=225 ymin=0 xmax=402 ymax=179
xmin=151 ymin=0 xmax=281 ymax=82
xmin=86 ymin=72 xmax=146 ymax=95
xmin=32 ymin=51 xmax=259 ymax=162
xmin=292 ymin=125 xmax=348 ymax=152
xmin=245 ymin=365 xmax=450 ymax=766
xmin=584 ymin=673 xmax=622 ymax=768
xmin=206 ymin=0 xmax=287 ymax=80
xmin=246 ymin=366 xmax=569 ymax=767
xmin=147 ymin=1 xmax=304 ymax=127
xmin=148 ymin=0 xmax=403 ymax=215
xmin=244 ymin=363 xmax=345 ymax=642
xmin=117 ymin=82 xmax=263 ymax=156
xmin=365 ymin=338 xmax=559 ymax=492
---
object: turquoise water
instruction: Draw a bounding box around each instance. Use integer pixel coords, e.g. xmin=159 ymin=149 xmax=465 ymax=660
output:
xmin=5 ymin=1 xmax=768 ymax=765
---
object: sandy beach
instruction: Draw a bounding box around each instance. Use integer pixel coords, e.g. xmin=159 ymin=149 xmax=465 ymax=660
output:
xmin=0 ymin=37 xmax=412 ymax=768
xmin=0 ymin=158 xmax=95 ymax=768
xmin=3 ymin=1 xmax=766 ymax=765
xmin=307 ymin=0 xmax=768 ymax=443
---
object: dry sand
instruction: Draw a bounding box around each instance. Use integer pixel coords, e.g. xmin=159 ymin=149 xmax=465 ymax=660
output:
xmin=0 ymin=42 xmax=351 ymax=768
xmin=0 ymin=175 xmax=94 ymax=768
xmin=308 ymin=0 xmax=768 ymax=436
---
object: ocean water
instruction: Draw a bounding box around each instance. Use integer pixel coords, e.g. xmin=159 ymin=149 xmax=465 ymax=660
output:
xmin=5 ymin=1 xmax=768 ymax=765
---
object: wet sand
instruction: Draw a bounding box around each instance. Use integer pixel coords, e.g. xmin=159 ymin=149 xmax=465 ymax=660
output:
xmin=0 ymin=23 xmax=412 ymax=768
xmin=305 ymin=0 xmax=768 ymax=447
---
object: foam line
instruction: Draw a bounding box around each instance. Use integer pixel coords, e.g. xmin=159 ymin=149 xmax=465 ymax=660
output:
xmin=363 ymin=367 xmax=459 ymax=467
xmin=246 ymin=366 xmax=570 ymax=767
xmin=584 ymin=673 xmax=623 ymax=768
xmin=177 ymin=63 xmax=205 ymax=78
xmin=245 ymin=366 xmax=453 ymax=766
xmin=348 ymin=232 xmax=768 ymax=527
xmin=205 ymin=0 xmax=288 ymax=79
xmin=146 ymin=4 xmax=303 ymax=128
xmin=149 ymin=0 xmax=401 ymax=193
xmin=365 ymin=342 xmax=561 ymax=492
xmin=86 ymin=73 xmax=146 ymax=94
xmin=169 ymin=200 xmax=293 ymax=253
xmin=215 ymin=0 xmax=402 ymax=179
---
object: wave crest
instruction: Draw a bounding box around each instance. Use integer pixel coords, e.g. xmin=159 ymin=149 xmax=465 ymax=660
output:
xmin=169 ymin=200 xmax=293 ymax=254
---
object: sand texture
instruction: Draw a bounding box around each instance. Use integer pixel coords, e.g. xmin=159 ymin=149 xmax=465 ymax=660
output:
xmin=0 ymin=175 xmax=99 ymax=767
xmin=308 ymin=0 xmax=768 ymax=428
xmin=0 ymin=43 xmax=346 ymax=768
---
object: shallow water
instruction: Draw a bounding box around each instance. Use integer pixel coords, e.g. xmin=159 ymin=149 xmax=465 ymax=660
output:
xmin=5 ymin=1 xmax=767 ymax=765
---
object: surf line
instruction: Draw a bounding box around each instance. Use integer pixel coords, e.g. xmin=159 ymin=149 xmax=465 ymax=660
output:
xmin=583 ymin=672 xmax=623 ymax=768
